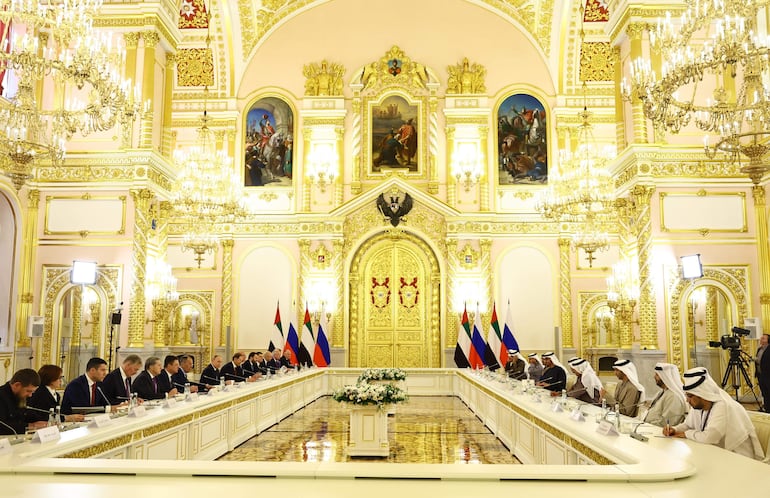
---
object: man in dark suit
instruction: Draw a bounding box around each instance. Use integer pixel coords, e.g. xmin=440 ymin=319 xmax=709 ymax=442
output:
xmin=756 ymin=334 xmax=770 ymax=412
xmin=101 ymin=354 xmax=142 ymax=405
xmin=158 ymin=355 xmax=180 ymax=394
xmin=132 ymin=357 xmax=177 ymax=400
xmin=221 ymin=352 xmax=259 ymax=382
xmin=0 ymin=368 xmax=45 ymax=435
xmin=172 ymin=355 xmax=201 ymax=393
xmin=200 ymin=355 xmax=224 ymax=388
xmin=242 ymin=352 xmax=260 ymax=376
xmin=266 ymin=349 xmax=282 ymax=374
xmin=61 ymin=357 xmax=111 ymax=414
xmin=280 ymin=349 xmax=295 ymax=369
xmin=255 ymin=352 xmax=269 ymax=375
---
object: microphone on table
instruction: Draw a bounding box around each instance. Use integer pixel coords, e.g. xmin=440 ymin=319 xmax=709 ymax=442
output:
xmin=201 ymin=374 xmax=224 ymax=387
xmin=630 ymin=421 xmax=649 ymax=442
xmin=23 ymin=405 xmax=53 ymax=415
xmin=223 ymin=373 xmax=251 ymax=381
xmin=96 ymin=387 xmax=112 ymax=409
xmin=0 ymin=419 xmax=22 ymax=442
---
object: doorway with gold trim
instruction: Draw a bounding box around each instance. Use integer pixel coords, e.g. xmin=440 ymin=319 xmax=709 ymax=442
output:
xmin=348 ymin=231 xmax=440 ymax=368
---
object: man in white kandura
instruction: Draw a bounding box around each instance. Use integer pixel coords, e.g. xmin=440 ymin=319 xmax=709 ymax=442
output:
xmin=663 ymin=367 xmax=763 ymax=460
xmin=641 ymin=362 xmax=687 ymax=427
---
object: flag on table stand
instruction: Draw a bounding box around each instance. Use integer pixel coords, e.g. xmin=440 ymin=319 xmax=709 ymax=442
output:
xmin=469 ymin=304 xmax=486 ymax=369
xmin=298 ymin=304 xmax=315 ymax=367
xmin=269 ymin=301 xmax=284 ymax=352
xmin=314 ymin=311 xmax=331 ymax=367
xmin=485 ymin=302 xmax=503 ymax=370
xmin=501 ymin=299 xmax=520 ymax=361
xmin=453 ymin=305 xmax=472 ymax=368
xmin=284 ymin=312 xmax=300 ymax=365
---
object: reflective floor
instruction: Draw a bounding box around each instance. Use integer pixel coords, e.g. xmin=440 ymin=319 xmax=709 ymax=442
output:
xmin=218 ymin=396 xmax=520 ymax=464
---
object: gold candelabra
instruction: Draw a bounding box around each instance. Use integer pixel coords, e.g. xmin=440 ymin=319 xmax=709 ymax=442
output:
xmin=306 ymin=144 xmax=337 ymax=193
xmin=606 ymin=257 xmax=640 ymax=324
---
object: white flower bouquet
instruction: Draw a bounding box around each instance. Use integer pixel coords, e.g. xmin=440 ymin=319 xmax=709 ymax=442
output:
xmin=331 ymin=382 xmax=408 ymax=406
xmin=357 ymin=368 xmax=407 ymax=383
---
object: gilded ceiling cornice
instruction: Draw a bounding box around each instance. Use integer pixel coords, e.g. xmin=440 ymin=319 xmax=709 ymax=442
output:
xmin=93 ymin=15 xmax=180 ymax=50
xmin=238 ymin=0 xmax=554 ymax=62
xmin=606 ymin=5 xmax=685 ymax=44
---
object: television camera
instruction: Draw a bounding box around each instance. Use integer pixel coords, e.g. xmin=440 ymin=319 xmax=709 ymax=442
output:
xmin=708 ymin=326 xmax=750 ymax=350
xmin=708 ymin=326 xmax=761 ymax=404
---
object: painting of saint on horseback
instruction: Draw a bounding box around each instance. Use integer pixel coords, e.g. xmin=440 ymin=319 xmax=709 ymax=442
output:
xmin=371 ymin=95 xmax=419 ymax=173
xmin=244 ymin=96 xmax=294 ymax=187
xmin=496 ymin=93 xmax=547 ymax=185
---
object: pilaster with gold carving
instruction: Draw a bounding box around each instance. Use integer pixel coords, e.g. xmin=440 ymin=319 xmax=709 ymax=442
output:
xmin=633 ymin=185 xmax=657 ymax=349
xmin=152 ymin=299 xmax=169 ymax=347
xmin=558 ymin=238 xmax=574 ymax=349
xmin=615 ymin=198 xmax=633 ymax=348
xmin=350 ymin=90 xmax=363 ymax=195
xmin=479 ymin=125 xmax=490 ymax=211
xmin=152 ymin=202 xmax=172 ymax=348
xmin=302 ymin=127 xmax=312 ymax=212
xmin=445 ymin=127 xmax=458 ymax=208
xmin=122 ymin=32 xmax=140 ymax=148
xmin=428 ymin=98 xmax=440 ymax=194
xmin=15 ymin=189 xmax=39 ymax=348
xmin=162 ymin=52 xmax=176 ymax=157
xmin=220 ymin=238 xmax=233 ymax=347
xmin=479 ymin=239 xmax=493 ymax=315
xmin=298 ymin=239 xmax=311 ymax=308
xmin=752 ymin=185 xmax=770 ymax=333
xmin=140 ymin=31 xmax=160 ymax=149
xmin=446 ymin=239 xmax=460 ymax=346
xmin=331 ymin=240 xmax=344 ymax=347
xmin=612 ymin=46 xmax=627 ymax=151
xmin=705 ymin=287 xmax=718 ymax=342
xmin=128 ymin=189 xmax=153 ymax=348
xmin=72 ymin=288 xmax=82 ymax=350
xmin=627 ymin=23 xmax=648 ymax=144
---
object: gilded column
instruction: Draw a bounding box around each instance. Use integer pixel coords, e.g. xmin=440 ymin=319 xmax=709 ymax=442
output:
xmin=72 ymin=289 xmax=82 ymax=351
xmin=633 ymin=185 xmax=657 ymax=349
xmin=446 ymin=239 xmax=459 ymax=347
xmin=648 ymin=35 xmax=666 ymax=144
xmin=752 ymin=185 xmax=770 ymax=333
xmin=297 ymin=239 xmax=311 ymax=308
xmin=334 ymin=125 xmax=344 ymax=209
xmin=161 ymin=52 xmax=176 ymax=157
xmin=480 ymin=239 xmax=493 ymax=315
xmin=705 ymin=287 xmax=718 ymax=342
xmin=16 ymin=189 xmax=40 ymax=348
xmin=613 ymin=46 xmax=627 ymax=151
xmin=220 ymin=238 xmax=234 ymax=347
xmin=128 ymin=189 xmax=153 ymax=348
xmin=151 ymin=300 xmax=168 ymax=348
xmin=152 ymin=201 xmax=172 ymax=347
xmin=122 ymin=32 xmax=140 ymax=149
xmin=446 ymin=127 xmax=458 ymax=208
xmin=302 ymin=128 xmax=312 ymax=212
xmin=558 ymin=238 xmax=574 ymax=349
xmin=479 ymin=126 xmax=490 ymax=212
xmin=331 ymin=239 xmax=344 ymax=348
xmin=615 ymin=198 xmax=633 ymax=348
xmin=140 ymin=31 xmax=160 ymax=149
xmin=226 ymin=130 xmax=236 ymax=162
xmin=627 ymin=23 xmax=649 ymax=144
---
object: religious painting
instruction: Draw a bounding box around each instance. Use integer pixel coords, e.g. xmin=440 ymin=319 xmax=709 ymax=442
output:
xmin=244 ymin=96 xmax=294 ymax=187
xmin=496 ymin=93 xmax=547 ymax=185
xmin=370 ymin=94 xmax=419 ymax=173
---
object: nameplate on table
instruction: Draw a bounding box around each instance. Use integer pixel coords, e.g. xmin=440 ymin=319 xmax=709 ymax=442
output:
xmin=569 ymin=409 xmax=585 ymax=422
xmin=163 ymin=398 xmax=177 ymax=408
xmin=0 ymin=438 xmax=12 ymax=454
xmin=129 ymin=406 xmax=147 ymax=418
xmin=31 ymin=425 xmax=61 ymax=443
xmin=596 ymin=420 xmax=619 ymax=436
xmin=551 ymin=402 xmax=564 ymax=413
xmin=186 ymin=393 xmax=199 ymax=402
xmin=89 ymin=414 xmax=113 ymax=428
xmin=207 ymin=388 xmax=218 ymax=396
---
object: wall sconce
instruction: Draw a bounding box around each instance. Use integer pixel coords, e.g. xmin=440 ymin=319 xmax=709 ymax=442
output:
xmin=145 ymin=258 xmax=179 ymax=324
xmin=306 ymin=143 xmax=337 ymax=193
xmin=452 ymin=142 xmax=483 ymax=191
xmin=82 ymin=287 xmax=100 ymax=327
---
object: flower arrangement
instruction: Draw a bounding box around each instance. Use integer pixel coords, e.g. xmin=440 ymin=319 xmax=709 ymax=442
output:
xmin=357 ymin=368 xmax=407 ymax=383
xmin=331 ymin=382 xmax=408 ymax=406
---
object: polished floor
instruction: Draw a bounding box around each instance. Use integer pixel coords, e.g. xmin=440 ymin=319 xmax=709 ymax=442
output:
xmin=218 ymin=396 xmax=520 ymax=464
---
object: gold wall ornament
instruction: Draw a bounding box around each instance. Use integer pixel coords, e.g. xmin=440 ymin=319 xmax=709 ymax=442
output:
xmin=458 ymin=243 xmax=479 ymax=270
xmin=666 ymin=266 xmax=749 ymax=371
xmin=179 ymin=0 xmax=209 ymax=29
xmin=579 ymin=292 xmax=613 ymax=354
xmin=312 ymin=243 xmax=331 ymax=270
xmin=579 ymin=42 xmax=614 ymax=82
xmin=176 ymin=48 xmax=214 ymax=87
xmin=220 ymin=239 xmax=234 ymax=347
xmin=446 ymin=58 xmax=486 ymax=95
xmin=303 ymin=60 xmax=345 ymax=96
xmin=632 ymin=184 xmax=657 ymax=350
xmin=558 ymin=238 xmax=574 ymax=349
xmin=129 ymin=189 xmax=154 ymax=348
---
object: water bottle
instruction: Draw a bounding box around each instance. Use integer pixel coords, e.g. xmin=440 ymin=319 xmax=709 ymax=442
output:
xmin=55 ymin=405 xmax=62 ymax=428
xmin=561 ymin=389 xmax=567 ymax=401
xmin=47 ymin=408 xmax=57 ymax=427
xmin=601 ymin=399 xmax=608 ymax=419
xmin=219 ymin=377 xmax=225 ymax=389
xmin=614 ymin=404 xmax=621 ymax=431
xmin=184 ymin=382 xmax=190 ymax=393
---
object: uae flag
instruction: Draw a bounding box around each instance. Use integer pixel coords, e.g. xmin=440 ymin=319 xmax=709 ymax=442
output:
xmin=453 ymin=306 xmax=471 ymax=368
xmin=297 ymin=305 xmax=315 ymax=367
xmin=485 ymin=302 xmax=502 ymax=370
xmin=313 ymin=311 xmax=331 ymax=367
xmin=269 ymin=302 xmax=284 ymax=352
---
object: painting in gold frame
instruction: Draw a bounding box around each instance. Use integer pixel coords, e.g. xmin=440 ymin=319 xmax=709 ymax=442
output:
xmin=370 ymin=94 xmax=419 ymax=173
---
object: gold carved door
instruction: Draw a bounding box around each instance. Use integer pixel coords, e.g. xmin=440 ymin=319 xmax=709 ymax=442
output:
xmin=351 ymin=236 xmax=433 ymax=368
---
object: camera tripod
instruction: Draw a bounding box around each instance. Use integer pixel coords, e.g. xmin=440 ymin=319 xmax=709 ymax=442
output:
xmin=720 ymin=347 xmax=763 ymax=408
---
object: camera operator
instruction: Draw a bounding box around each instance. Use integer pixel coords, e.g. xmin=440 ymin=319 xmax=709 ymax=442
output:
xmin=755 ymin=333 xmax=770 ymax=412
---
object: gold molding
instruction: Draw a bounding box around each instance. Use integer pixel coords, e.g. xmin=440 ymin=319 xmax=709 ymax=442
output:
xmin=659 ymin=191 xmax=748 ymax=233
xmin=61 ymin=433 xmax=134 ymax=459
xmin=44 ymin=195 xmax=127 ymax=236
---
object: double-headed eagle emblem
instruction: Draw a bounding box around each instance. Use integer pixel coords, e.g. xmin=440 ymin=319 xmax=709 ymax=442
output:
xmin=376 ymin=191 xmax=413 ymax=227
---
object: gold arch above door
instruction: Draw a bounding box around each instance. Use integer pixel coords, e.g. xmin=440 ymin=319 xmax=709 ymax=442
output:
xmin=349 ymin=231 xmax=440 ymax=368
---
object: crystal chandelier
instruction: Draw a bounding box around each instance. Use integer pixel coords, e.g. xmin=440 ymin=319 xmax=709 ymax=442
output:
xmin=622 ymin=1 xmax=770 ymax=184
xmin=0 ymin=0 xmax=137 ymax=190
